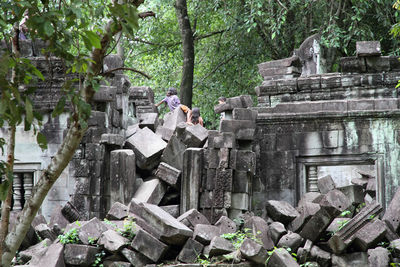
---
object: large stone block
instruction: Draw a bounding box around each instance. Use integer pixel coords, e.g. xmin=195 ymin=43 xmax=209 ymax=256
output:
xmin=219 ymin=120 xmax=256 ymax=140
xmin=121 ymin=248 xmax=152 ymax=267
xmin=240 ymin=238 xmax=268 ymax=265
xmin=277 ymin=232 xmax=304 ymax=252
xmin=258 ymin=56 xmax=301 ymax=70
xmin=138 ymin=112 xmax=159 ymax=131
xmin=232 ymin=108 xmax=257 ymax=121
xmin=266 ymin=200 xmax=299 ymax=225
xmin=35 ymin=242 xmax=65 ymax=267
xmin=19 ymin=239 xmax=51 ymax=264
xmin=289 ymin=202 xmax=320 ymax=233
xmin=110 ymin=149 xmax=136 ymax=205
xmin=300 ymin=206 xmax=341 ymax=242
xmin=157 ymin=108 xmax=187 ymax=141
xmin=318 ymin=189 xmax=351 ymax=212
xmin=93 ymin=86 xmax=116 ymax=102
xmin=337 ymin=184 xmax=365 ymax=205
xmin=155 ymin=162 xmax=181 ymax=186
xmin=161 ymin=134 xmax=187 ymax=171
xmin=331 ymin=252 xmax=368 ymax=267
xmin=133 ymin=178 xmax=167 ymax=205
xmin=178 ymin=238 xmax=204 ymax=263
xmin=181 ymin=124 xmax=208 ymax=147
xmin=125 ymin=127 xmax=167 ymax=170
xmin=317 ymin=175 xmax=336 ymax=194
xmin=268 ymin=221 xmax=287 ymax=244
xmin=181 ymin=148 xmax=203 ymax=214
xmin=64 ymin=244 xmax=100 ymax=266
xmin=328 ymin=202 xmax=383 ymax=254
xmin=203 ymin=236 xmax=235 ymax=256
xmin=136 ymin=202 xmax=193 ymax=245
xmin=215 ymin=216 xmax=236 ymax=234
xmin=267 ymin=247 xmax=300 ymax=267
xmin=131 ymin=229 xmax=168 ymax=262
xmin=193 ymin=224 xmax=221 ymax=245
xmin=106 ymin=202 xmax=129 ymax=220
xmin=309 ymin=245 xmax=331 ymax=267
xmin=78 ymin=217 xmax=109 ymax=245
xmin=353 ymin=219 xmax=387 ymax=251
xmin=208 ymin=131 xmax=235 ymax=149
xmin=368 ymin=247 xmax=390 ymax=267
xmin=383 ymin=186 xmax=400 ymax=234
xmin=356 ymin=41 xmax=381 ymax=57
xmin=177 ymin=209 xmax=210 ymax=230
xmin=98 ymin=229 xmax=130 ymax=253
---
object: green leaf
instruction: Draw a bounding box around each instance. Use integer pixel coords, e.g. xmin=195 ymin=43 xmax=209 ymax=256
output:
xmin=271 ymin=32 xmax=276 ymax=40
xmin=25 ymin=98 xmax=33 ymax=124
xmin=84 ymin=31 xmax=101 ymax=49
xmin=43 ymin=20 xmax=54 ymax=36
xmin=52 ymin=96 xmax=66 ymax=118
xmin=36 ymin=132 xmax=48 ymax=150
xmin=0 ymin=180 xmax=10 ymax=201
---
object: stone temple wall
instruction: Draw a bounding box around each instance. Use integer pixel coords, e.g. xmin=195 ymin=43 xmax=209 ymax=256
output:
xmin=253 ymin=41 xmax=400 ymax=213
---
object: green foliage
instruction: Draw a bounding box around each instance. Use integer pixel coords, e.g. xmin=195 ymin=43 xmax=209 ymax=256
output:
xmin=58 ymin=228 xmax=80 ymax=245
xmin=116 ymin=216 xmax=137 ymax=240
xmin=340 ymin=210 xmax=351 ymax=217
xmin=196 ymin=254 xmax=211 ymax=267
xmin=266 ymin=247 xmax=297 ymax=265
xmin=93 ymin=250 xmax=106 ymax=267
xmin=220 ymin=228 xmax=261 ymax=249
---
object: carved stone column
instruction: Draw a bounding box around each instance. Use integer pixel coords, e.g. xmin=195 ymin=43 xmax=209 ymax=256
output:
xmin=307 ymin=166 xmax=319 ymax=192
xmin=12 ymin=173 xmax=22 ymax=210
xmin=23 ymin=173 xmax=33 ymax=202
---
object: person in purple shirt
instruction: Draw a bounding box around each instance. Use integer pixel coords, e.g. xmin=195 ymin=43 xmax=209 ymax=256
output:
xmin=155 ymin=87 xmax=190 ymax=114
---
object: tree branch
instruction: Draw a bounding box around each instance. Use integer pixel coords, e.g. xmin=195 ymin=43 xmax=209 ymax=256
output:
xmin=138 ymin=11 xmax=155 ymax=19
xmin=194 ymin=54 xmax=235 ymax=89
xmin=101 ymin=67 xmax=151 ymax=79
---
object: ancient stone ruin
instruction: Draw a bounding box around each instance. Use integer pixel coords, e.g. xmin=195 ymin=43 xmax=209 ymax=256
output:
xmin=6 ymin=39 xmax=400 ymax=266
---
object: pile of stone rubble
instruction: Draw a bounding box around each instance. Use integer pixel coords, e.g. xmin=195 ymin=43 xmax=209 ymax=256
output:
xmin=12 ymin=170 xmax=400 ymax=266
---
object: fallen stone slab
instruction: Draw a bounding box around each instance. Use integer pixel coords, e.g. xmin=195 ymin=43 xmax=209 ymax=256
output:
xmin=98 ymin=229 xmax=130 ymax=253
xmin=132 ymin=177 xmax=167 ymax=205
xmin=215 ymin=216 xmax=236 ymax=234
xmin=64 ymin=244 xmax=100 ymax=266
xmin=161 ymin=134 xmax=187 ymax=171
xmin=34 ymin=241 xmax=65 ymax=267
xmin=155 ymin=162 xmax=181 ymax=186
xmin=18 ymin=239 xmax=51 ymax=264
xmin=193 ymin=224 xmax=221 ymax=245
xmin=177 ymin=209 xmax=210 ymax=230
xmin=382 ymin=186 xmax=400 ymax=233
xmin=160 ymin=205 xmax=180 ymax=218
xmin=310 ymin=245 xmax=331 ymax=267
xmin=110 ymin=149 xmax=136 ymax=205
xmin=181 ymin=124 xmax=208 ymax=147
xmin=106 ymin=202 xmax=129 ymax=220
xmin=356 ymin=41 xmax=381 ymax=57
xmin=78 ymin=217 xmax=109 ymax=245
xmin=157 ymin=107 xmax=187 ymax=141
xmin=240 ymin=238 xmax=268 ymax=265
xmin=49 ymin=205 xmax=70 ymax=235
xmin=266 ymin=200 xmax=299 ymax=225
xmin=317 ymin=175 xmax=336 ymax=194
xmin=243 ymin=216 xmax=274 ymax=250
xmin=126 ymin=127 xmax=167 ymax=170
xmin=178 ymin=238 xmax=204 ymax=263
xmin=353 ymin=218 xmax=387 ymax=251
xmin=296 ymin=192 xmax=322 ymax=209
xmin=299 ymin=206 xmax=341 ymax=242
xmin=121 ymin=248 xmax=152 ymax=267
xmin=331 ymin=252 xmax=368 ymax=267
xmin=318 ymin=189 xmax=351 ymax=212
xmin=277 ymin=232 xmax=304 ymax=252
xmin=35 ymin=223 xmax=56 ymax=241
xmin=138 ymin=112 xmax=159 ymax=131
xmin=351 ymin=177 xmax=369 ymax=189
xmin=297 ymin=239 xmax=313 ymax=264
xmin=289 ymin=202 xmax=320 ymax=233
xmin=328 ymin=202 xmax=382 ymax=254
xmin=266 ymin=247 xmax=300 ymax=267
xmin=137 ymin=202 xmax=193 ymax=245
xmin=337 ymin=184 xmax=365 ymax=205
xmin=131 ymin=229 xmax=169 ymax=262
xmin=268 ymin=221 xmax=287 ymax=244
xmin=368 ymin=247 xmax=390 ymax=267
xmin=203 ymin=236 xmax=235 ymax=257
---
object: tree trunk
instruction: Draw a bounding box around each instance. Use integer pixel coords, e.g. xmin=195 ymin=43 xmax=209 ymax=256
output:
xmin=1 ymin=20 xmax=122 ymax=267
xmin=0 ymin=126 xmax=15 ymax=262
xmin=175 ymin=0 xmax=195 ymax=108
